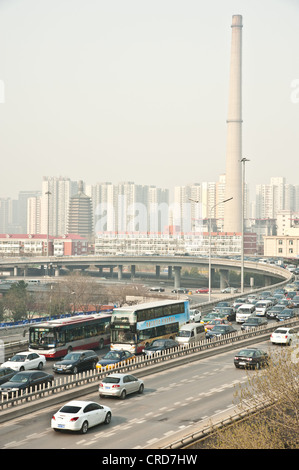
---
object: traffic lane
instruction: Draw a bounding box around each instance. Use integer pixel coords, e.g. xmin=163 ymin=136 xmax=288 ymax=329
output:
xmin=0 ymin=338 xmax=272 ymax=449
xmin=41 ymin=321 xmax=278 ymax=377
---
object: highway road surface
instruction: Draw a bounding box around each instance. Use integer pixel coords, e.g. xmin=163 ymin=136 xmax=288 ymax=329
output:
xmin=0 ymin=339 xmax=274 ymax=450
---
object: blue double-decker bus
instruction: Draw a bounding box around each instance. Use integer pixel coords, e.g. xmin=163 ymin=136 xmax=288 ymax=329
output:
xmin=110 ymin=299 xmax=190 ymax=354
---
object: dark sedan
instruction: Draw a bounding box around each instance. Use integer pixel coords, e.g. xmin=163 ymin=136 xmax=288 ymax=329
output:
xmin=0 ymin=367 xmax=15 ymax=385
xmin=241 ymin=316 xmax=268 ymax=331
xmin=142 ymin=339 xmax=179 ymax=356
xmin=266 ymin=305 xmax=285 ymax=319
xmin=276 ymin=309 xmax=296 ymax=321
xmin=0 ymin=370 xmax=54 ymax=397
xmin=234 ymin=348 xmax=269 ymax=369
xmin=53 ymin=350 xmax=99 ymax=374
xmin=291 ymin=295 xmax=299 ymax=308
xmin=96 ymin=350 xmax=135 ymax=370
xmin=206 ymin=324 xmax=237 ymax=339
xmin=213 ymin=307 xmax=236 ymax=322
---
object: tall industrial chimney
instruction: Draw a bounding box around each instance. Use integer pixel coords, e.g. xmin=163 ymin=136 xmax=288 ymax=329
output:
xmin=224 ymin=14 xmax=243 ymax=232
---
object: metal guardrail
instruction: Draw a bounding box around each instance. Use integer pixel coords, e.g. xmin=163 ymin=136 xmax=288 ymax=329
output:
xmin=1 ymin=317 xmax=298 ymax=413
xmin=160 ymin=400 xmax=275 ymax=449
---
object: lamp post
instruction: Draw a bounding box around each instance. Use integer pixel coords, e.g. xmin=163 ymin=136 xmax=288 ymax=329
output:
xmin=45 ymin=190 xmax=51 ymax=275
xmin=190 ymin=196 xmax=233 ymax=302
xmin=240 ymin=158 xmax=250 ymax=293
xmin=208 ymin=197 xmax=233 ymax=301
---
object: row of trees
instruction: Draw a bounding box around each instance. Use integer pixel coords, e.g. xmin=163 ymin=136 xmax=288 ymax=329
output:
xmin=0 ymin=273 xmax=149 ymax=322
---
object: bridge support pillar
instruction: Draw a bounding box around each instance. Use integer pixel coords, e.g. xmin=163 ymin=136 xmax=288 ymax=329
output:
xmin=210 ymin=268 xmax=216 ymax=289
xmin=131 ymin=265 xmax=136 ymax=278
xmin=55 ymin=267 xmax=60 ymax=277
xmin=118 ymin=265 xmax=123 ymax=280
xmin=264 ymin=275 xmax=272 ymax=287
xmin=219 ymin=269 xmax=229 ymax=290
xmin=168 ymin=266 xmax=172 ymax=279
xmin=155 ymin=265 xmax=160 ymax=278
xmin=174 ymin=266 xmax=181 ymax=288
xmin=14 ymin=266 xmax=18 ymax=276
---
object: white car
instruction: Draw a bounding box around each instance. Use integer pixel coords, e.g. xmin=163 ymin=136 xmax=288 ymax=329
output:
xmin=270 ymin=327 xmax=299 ymax=346
xmin=2 ymin=351 xmax=46 ymax=371
xmin=189 ymin=309 xmax=201 ymax=322
xmin=99 ymin=373 xmax=144 ymax=399
xmin=51 ymin=400 xmax=112 ymax=433
xmin=221 ymin=287 xmax=238 ymax=293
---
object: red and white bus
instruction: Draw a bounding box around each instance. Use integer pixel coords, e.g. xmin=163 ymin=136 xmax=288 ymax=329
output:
xmin=28 ymin=313 xmax=112 ymax=359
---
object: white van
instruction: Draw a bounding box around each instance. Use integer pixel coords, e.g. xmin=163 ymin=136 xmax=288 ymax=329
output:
xmin=175 ymin=323 xmax=206 ymax=345
xmin=255 ymin=300 xmax=273 ymax=316
xmin=236 ymin=304 xmax=256 ymax=323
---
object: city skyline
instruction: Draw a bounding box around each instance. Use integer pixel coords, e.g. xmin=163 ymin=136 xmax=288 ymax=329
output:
xmin=1 ymin=174 xmax=299 ymax=238
xmin=0 ymin=0 xmax=298 ymax=200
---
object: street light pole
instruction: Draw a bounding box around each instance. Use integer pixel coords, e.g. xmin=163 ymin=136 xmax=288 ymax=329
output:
xmin=208 ymin=197 xmax=233 ymax=301
xmin=45 ymin=190 xmax=51 ymax=275
xmin=240 ymin=158 xmax=250 ymax=293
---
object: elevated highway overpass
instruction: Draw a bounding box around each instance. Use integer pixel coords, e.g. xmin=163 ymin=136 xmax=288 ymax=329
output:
xmin=0 ymin=255 xmax=293 ymax=290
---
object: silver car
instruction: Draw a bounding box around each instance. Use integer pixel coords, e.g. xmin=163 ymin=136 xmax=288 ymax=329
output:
xmin=99 ymin=373 xmax=144 ymax=399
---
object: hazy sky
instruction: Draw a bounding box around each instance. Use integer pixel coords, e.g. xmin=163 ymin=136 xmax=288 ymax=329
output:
xmin=0 ymin=0 xmax=298 ymax=200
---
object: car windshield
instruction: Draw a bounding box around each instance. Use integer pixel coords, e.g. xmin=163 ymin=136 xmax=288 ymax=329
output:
xmin=275 ymin=329 xmax=288 ymax=334
xmin=177 ymin=331 xmax=191 ymax=337
xmin=59 ymin=405 xmax=81 ymax=414
xmin=63 ymin=353 xmax=81 ymax=361
xmin=9 ymin=373 xmax=30 ymax=383
xmin=103 ymin=351 xmax=122 ymax=360
xmin=238 ymin=350 xmax=256 ymax=357
xmin=10 ymin=355 xmax=27 ymax=362
xmin=150 ymin=340 xmax=165 ymax=347
xmin=212 ymin=326 xmax=228 ymax=333
xmin=102 ymin=377 xmax=121 ymax=384
xmin=246 ymin=319 xmax=260 ymax=324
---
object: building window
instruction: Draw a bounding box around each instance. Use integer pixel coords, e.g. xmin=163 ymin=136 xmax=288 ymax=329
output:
xmin=278 ymin=240 xmax=283 ymax=245
xmin=278 ymin=248 xmax=283 ymax=253
xmin=289 ymin=248 xmax=293 ymax=253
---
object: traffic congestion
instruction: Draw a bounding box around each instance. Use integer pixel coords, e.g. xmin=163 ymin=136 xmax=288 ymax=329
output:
xmin=0 ymin=277 xmax=299 ymax=437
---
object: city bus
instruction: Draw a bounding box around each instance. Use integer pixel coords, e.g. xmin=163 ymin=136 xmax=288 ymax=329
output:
xmin=28 ymin=313 xmax=112 ymax=359
xmin=110 ymin=299 xmax=190 ymax=354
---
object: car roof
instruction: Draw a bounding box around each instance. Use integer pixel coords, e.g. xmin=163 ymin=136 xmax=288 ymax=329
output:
xmin=104 ymin=373 xmax=132 ymax=378
xmin=63 ymin=400 xmax=95 ymax=407
xmin=67 ymin=350 xmax=95 ymax=353
xmin=107 ymin=349 xmax=132 ymax=353
xmin=13 ymin=370 xmax=44 ymax=375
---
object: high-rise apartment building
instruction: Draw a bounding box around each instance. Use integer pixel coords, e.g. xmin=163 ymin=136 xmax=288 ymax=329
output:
xmin=40 ymin=177 xmax=78 ymax=236
xmin=27 ymin=196 xmax=41 ymax=234
xmin=87 ymin=181 xmax=168 ymax=234
xmin=255 ymin=177 xmax=299 ymax=220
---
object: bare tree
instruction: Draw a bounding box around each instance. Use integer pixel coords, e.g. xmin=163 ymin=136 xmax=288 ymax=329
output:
xmin=206 ymin=347 xmax=299 ymax=449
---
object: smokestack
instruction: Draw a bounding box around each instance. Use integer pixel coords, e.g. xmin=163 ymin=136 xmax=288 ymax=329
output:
xmin=224 ymin=14 xmax=243 ymax=232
